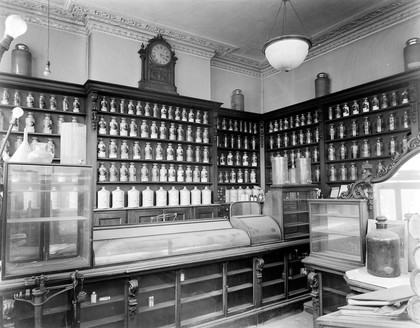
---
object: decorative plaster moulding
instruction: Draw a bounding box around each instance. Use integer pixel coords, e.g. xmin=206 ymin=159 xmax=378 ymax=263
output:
xmin=1 ymin=0 xmax=419 ymax=78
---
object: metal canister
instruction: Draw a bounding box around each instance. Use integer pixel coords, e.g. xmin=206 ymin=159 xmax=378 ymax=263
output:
xmin=314 ymin=73 xmax=330 ymax=97
xmin=404 ymin=37 xmax=420 ymax=71
xmin=11 ymin=44 xmax=32 ymax=76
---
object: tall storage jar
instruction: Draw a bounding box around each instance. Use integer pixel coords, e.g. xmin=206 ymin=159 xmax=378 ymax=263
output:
xmin=11 ymin=44 xmax=32 ymax=76
xmin=231 ymin=89 xmax=244 ymax=111
xmin=315 ymin=73 xmax=330 ymax=97
xmin=404 ymin=37 xmax=420 ymax=71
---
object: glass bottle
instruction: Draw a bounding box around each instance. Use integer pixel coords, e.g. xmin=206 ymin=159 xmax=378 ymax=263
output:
xmin=177 ymin=124 xmax=184 ymax=141
xmin=176 ymin=144 xmax=184 ymax=161
xmin=109 ymin=117 xmax=118 ymax=136
xmin=390 ymin=91 xmax=397 ymax=106
xmin=109 ymin=98 xmax=116 ymax=112
xmin=140 ymin=120 xmax=149 ymax=138
xmin=120 ymin=140 xmax=129 ymax=159
xmin=128 ymin=162 xmax=136 ymax=182
xmin=49 ymin=95 xmax=56 ymax=110
xmin=120 ymin=162 xmax=128 ymax=182
xmin=127 ymin=100 xmax=135 ymax=115
xmin=371 ymin=95 xmax=379 ymax=110
xmin=144 ymin=102 xmax=151 ymax=116
xmin=203 ymin=127 xmax=209 ymax=143
xmin=403 ymin=110 xmax=410 ymax=129
xmin=389 ymin=112 xmax=397 ymax=130
xmin=335 ymin=104 xmax=341 ymax=118
xmin=376 ymin=114 xmax=384 ymax=133
xmin=136 ymin=100 xmax=142 ymax=115
xmin=203 ymin=111 xmax=209 ymax=124
xmin=283 ymin=118 xmax=289 ymax=129
xmin=128 ymin=186 xmax=140 ymax=208
xmin=328 ymin=106 xmax=333 ymax=120
xmin=152 ymin=163 xmax=159 ymax=182
xmin=98 ymin=116 xmax=107 ymax=135
xmin=329 ymin=123 xmax=336 ymax=140
xmin=328 ymin=164 xmax=337 ymax=182
xmin=291 ymin=131 xmax=297 ymax=146
xmin=251 ymin=152 xmax=258 ymax=166
xmin=381 ymin=93 xmax=388 ymax=109
xmin=295 ymin=114 xmax=300 ymax=127
xmin=109 ymin=139 xmax=118 ymax=158
xmin=250 ymin=169 xmax=257 ymax=183
xmin=244 ymin=168 xmax=249 ymax=183
xmin=298 ymin=130 xmax=304 ymax=145
xmin=144 ymin=142 xmax=152 ymax=160
xmin=186 ymin=144 xmax=193 ymax=162
xmin=26 ymin=92 xmax=34 ymax=107
xmin=363 ymin=117 xmax=371 ymax=135
xmin=155 ymin=142 xmax=163 ymax=160
xmin=352 ymin=100 xmax=360 ymax=114
xmin=300 ymin=113 xmax=306 ymax=126
xmin=193 ymin=166 xmax=201 ymax=182
xmin=168 ymin=164 xmax=176 ymax=182
xmin=97 ymin=138 xmax=106 ymax=158
xmin=159 ymin=164 xmax=167 ymax=182
xmin=312 ymin=147 xmax=319 ymax=163
xmin=46 ymin=138 xmax=55 ymax=158
xmin=314 ymin=165 xmax=321 ymax=182
xmin=182 ymin=108 xmax=188 ymax=122
xmin=349 ymin=119 xmax=358 ymax=137
xmin=98 ymin=163 xmax=107 ymax=182
xmin=168 ymin=123 xmax=176 ymax=141
xmin=159 ymin=122 xmax=167 ymax=140
xmin=42 ymin=114 xmax=52 ymax=134
xmin=366 ymin=216 xmax=401 ymax=277
xmin=349 ymin=162 xmax=358 ymax=180
xmin=305 ymin=129 xmax=312 ymax=144
xmin=152 ymin=103 xmax=159 ymax=118
xmin=314 ymin=126 xmax=320 ymax=143
xmin=129 ymin=118 xmax=138 ymax=137
xmin=338 ymin=122 xmax=345 ymax=139
xmin=313 ymin=110 xmax=319 ymax=123
xmin=361 ymin=139 xmax=370 ymax=158
xmin=375 ymin=137 xmax=384 ymax=156
xmin=339 ymin=163 xmax=347 ymax=181
xmin=177 ymin=165 xmax=185 ymax=182
xmin=38 ymin=94 xmax=46 ymax=109
xmin=132 ymin=141 xmax=141 ymax=159
xmin=195 ymin=146 xmax=202 ymax=162
xmin=141 ymin=163 xmax=149 ymax=182
xmin=119 ymin=117 xmax=128 ymax=136
xmin=195 ymin=126 xmax=202 ymax=143
xmin=242 ymin=151 xmax=249 ymax=166
xmin=165 ymin=143 xmax=174 ymax=161
xmin=150 ymin=121 xmax=158 ymax=138
xmin=389 ymin=136 xmax=397 ymax=155
xmin=227 ymin=151 xmax=234 ymax=165
xmin=327 ymin=144 xmax=336 ymax=161
xmin=339 ymin=142 xmax=347 ymax=160
xmin=362 ymin=97 xmax=370 ymax=112
xmin=283 ymin=133 xmax=289 ymax=147
xmin=342 ymin=102 xmax=350 ymax=117
xmin=350 ymin=141 xmax=359 ymax=159
xmin=119 ymin=99 xmax=126 ymax=114
xmin=200 ymin=166 xmax=208 ymax=182
xmin=401 ymin=135 xmax=408 ymax=153
xmin=109 ymin=162 xmax=118 ymax=182
xmin=13 ymin=90 xmax=20 ymax=106
xmin=25 ymin=112 xmax=35 ymax=133
xmin=186 ymin=125 xmax=193 ymax=143
xmin=185 ymin=165 xmax=193 ymax=182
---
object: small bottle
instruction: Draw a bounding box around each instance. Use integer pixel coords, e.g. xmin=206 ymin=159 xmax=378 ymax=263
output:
xmin=97 ymin=138 xmax=106 ymax=158
xmin=109 ymin=98 xmax=116 ymax=112
xmin=376 ymin=115 xmax=384 ymax=133
xmin=339 ymin=142 xmax=347 ymax=160
xmin=144 ymin=142 xmax=152 ymax=160
xmin=46 ymin=138 xmax=55 ymax=158
xmin=39 ymin=94 xmax=46 ymax=109
xmin=160 ymin=164 xmax=167 ymax=182
xmin=151 ymin=164 xmax=159 ymax=182
xmin=339 ymin=164 xmax=347 ymax=181
xmin=13 ymin=90 xmax=21 ymax=106
xmin=381 ymin=93 xmax=388 ymax=109
xmin=329 ymin=124 xmax=335 ymax=140
xmin=362 ymin=97 xmax=370 ymax=112
xmin=127 ymin=100 xmax=135 ymax=115
xmin=120 ymin=140 xmax=129 ymax=159
xmin=338 ymin=122 xmax=345 ymax=139
xmin=109 ymin=117 xmax=118 ymax=136
xmin=26 ymin=112 xmax=36 ymax=133
xmin=349 ymin=163 xmax=358 ymax=180
xmin=150 ymin=121 xmax=158 ymax=138
xmin=351 ymin=141 xmax=359 ymax=159
xmin=363 ymin=117 xmax=371 ymax=135
xmin=129 ymin=119 xmax=138 ymax=137
xmin=49 ymin=95 xmax=57 ymax=110
xmin=119 ymin=118 xmax=128 ymax=136
xmin=389 ymin=136 xmax=397 ymax=155
xmin=120 ymin=162 xmax=128 ymax=182
xmin=361 ymin=139 xmax=370 ymax=158
xmin=132 ymin=141 xmax=141 ymax=159
xmin=136 ymin=101 xmax=142 ymax=115
xmin=193 ymin=166 xmax=201 ymax=182
xmin=62 ymin=96 xmax=70 ymax=111
xmin=388 ymin=112 xmax=396 ymax=131
xmin=98 ymin=116 xmax=107 ymax=135
xmin=43 ymin=114 xmax=53 ymax=134
xmin=329 ymin=164 xmax=337 ymax=182
xmin=350 ymin=119 xmax=358 ymax=137
xmin=73 ymin=97 xmax=81 ymax=112
xmin=314 ymin=165 xmax=321 ymax=182
xmin=403 ymin=110 xmax=410 ymax=129
xmin=129 ymin=162 xmax=137 ymax=182
xmin=120 ymin=99 xmax=126 ymax=114
xmin=371 ymin=95 xmax=379 ymax=110
xmin=327 ymin=143 xmax=336 ymax=161
xmin=26 ymin=92 xmax=34 ymax=107
xmin=168 ymin=164 xmax=176 ymax=182
xmin=375 ymin=137 xmax=384 ymax=156
xmin=144 ymin=102 xmax=151 ymax=116
xmin=159 ymin=122 xmax=167 ymax=139
xmin=342 ymin=103 xmax=350 ymax=117
xmin=335 ymin=104 xmax=341 ymax=118
xmin=182 ymin=108 xmax=188 ymax=122
xmin=109 ymin=163 xmax=118 ymax=182
xmin=109 ymin=139 xmax=117 ymax=158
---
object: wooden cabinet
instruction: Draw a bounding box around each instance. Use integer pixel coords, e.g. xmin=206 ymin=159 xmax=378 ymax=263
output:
xmin=262 ymin=69 xmax=420 ymax=197
xmin=263 ymin=185 xmax=318 ymax=240
xmin=215 ymin=108 xmax=262 ymax=203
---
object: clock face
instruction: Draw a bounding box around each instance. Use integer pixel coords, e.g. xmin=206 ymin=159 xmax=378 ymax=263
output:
xmin=150 ymin=43 xmax=172 ymax=66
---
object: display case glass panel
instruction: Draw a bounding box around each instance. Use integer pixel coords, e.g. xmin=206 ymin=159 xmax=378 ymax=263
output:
xmin=308 ymin=199 xmax=368 ymax=266
xmin=1 ymin=163 xmax=92 ymax=279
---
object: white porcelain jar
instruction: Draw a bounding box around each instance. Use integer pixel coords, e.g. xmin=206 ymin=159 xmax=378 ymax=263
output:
xmin=97 ymin=187 xmax=110 ymax=209
xmin=168 ymin=186 xmax=179 ymax=206
xmin=112 ymin=187 xmax=125 ymax=208
xmin=191 ymin=187 xmax=201 ymax=205
xmin=202 ymin=186 xmax=212 ymax=205
xmin=156 ymin=187 xmax=167 ymax=207
xmin=127 ymin=186 xmax=140 ymax=207
xmin=142 ymin=186 xmax=154 ymax=207
xmin=180 ymin=187 xmax=190 ymax=206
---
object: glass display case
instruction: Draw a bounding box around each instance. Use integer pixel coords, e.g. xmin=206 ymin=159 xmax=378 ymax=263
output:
xmin=308 ymin=199 xmax=369 ymax=267
xmin=1 ymin=163 xmax=93 ymax=279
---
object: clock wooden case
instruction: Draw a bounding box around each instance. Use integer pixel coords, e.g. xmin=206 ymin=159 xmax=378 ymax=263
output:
xmin=138 ymin=34 xmax=178 ymax=95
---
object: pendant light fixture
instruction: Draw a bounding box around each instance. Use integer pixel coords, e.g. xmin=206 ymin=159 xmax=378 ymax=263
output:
xmin=263 ymin=0 xmax=312 ymax=72
xmin=43 ymin=0 xmax=51 ymax=76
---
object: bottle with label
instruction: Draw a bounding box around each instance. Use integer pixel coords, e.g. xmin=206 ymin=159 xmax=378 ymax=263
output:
xmin=129 ymin=119 xmax=138 ymax=137
xmin=140 ymin=120 xmax=149 ymax=138
xmin=159 ymin=164 xmax=168 ymax=182
xmin=144 ymin=142 xmax=152 ymax=160
xmin=132 ymin=141 xmax=141 ymax=160
xmin=167 ymin=164 xmax=176 ymax=182
xmin=98 ymin=117 xmax=107 ymax=135
xmin=155 ymin=143 xmax=163 ymax=160
xmin=193 ymin=166 xmax=200 ymax=182
xmin=169 ymin=123 xmax=176 ymax=141
xmin=108 ymin=163 xmax=118 ymax=182
xmin=186 ymin=125 xmax=193 ymax=142
xmin=120 ymin=140 xmax=129 ymax=159
xmin=177 ymin=165 xmax=185 ymax=182
xmin=335 ymin=104 xmax=341 ymax=119
xmin=329 ymin=124 xmax=335 ymax=140
xmin=112 ymin=187 xmax=125 ymax=208
xmin=314 ymin=165 xmax=321 ymax=182
xmin=338 ymin=122 xmax=345 ymax=139
xmin=108 ymin=98 xmax=115 ymax=112
xmin=166 ymin=143 xmax=174 ymax=161
xmin=151 ymin=103 xmax=159 ymax=118
xmin=63 ymin=96 xmax=70 ymax=111
xmin=128 ymin=162 xmax=137 ymax=182
xmin=362 ymin=97 xmax=370 ymax=112
xmin=159 ymin=122 xmax=167 ymax=140
xmin=200 ymin=166 xmax=208 ymax=182
xmin=97 ymin=139 xmax=106 ymax=158
xmin=339 ymin=142 xmax=347 ymax=160
xmin=403 ymin=110 xmax=410 ymax=129
xmin=151 ymin=163 xmax=159 ymax=182
xmin=120 ymin=163 xmax=128 ymax=182
xmin=140 ymin=163 xmax=149 ymax=182
xmin=250 ymin=169 xmax=257 ymax=183
xmin=401 ymin=89 xmax=409 ymax=104
xmin=185 ymin=165 xmax=193 ymax=182
xmin=381 ymin=93 xmax=388 ymax=109
xmin=13 ymin=90 xmax=20 ymax=106
xmin=376 ymin=115 xmax=384 ymax=133
xmin=168 ymin=186 xmax=179 ymax=206
xmin=156 ymin=187 xmax=167 ymax=207
xmin=150 ymin=121 xmax=158 ymax=138
xmin=372 ymin=95 xmax=379 ymax=110
xmin=127 ymin=100 xmax=135 ymax=115
xmin=305 ymin=129 xmax=312 ymax=144
xmin=42 ymin=114 xmax=52 ymax=134
xmin=25 ymin=112 xmax=35 ymax=133
xmin=127 ymin=186 xmax=140 ymax=207
xmin=349 ymin=162 xmax=358 ymax=180
xmin=342 ymin=102 xmax=350 ymax=116
xmin=180 ymin=187 xmax=190 ymax=206
xmin=203 ymin=146 xmax=210 ymax=163
xmin=46 ymin=139 xmax=55 ymax=158
xmin=327 ymin=144 xmax=336 ymax=161
xmin=376 ymin=160 xmax=384 ymax=175
xmin=109 ymin=117 xmax=118 ymax=136
xmin=292 ymin=131 xmax=298 ymax=146
xmin=177 ymin=124 xmax=184 ymax=141
xmin=176 ymin=144 xmax=184 ymax=161
xmin=136 ymin=101 xmax=143 ymax=115
xmin=312 ymin=147 xmax=319 ymax=163
xmin=108 ymin=139 xmax=117 ymax=159
xmin=119 ymin=99 xmax=126 ymax=114
xmin=195 ymin=127 xmax=202 ymax=143
xmin=388 ymin=112 xmax=396 ymax=131
xmin=251 ymin=153 xmax=258 ymax=166
xmin=26 ymin=92 xmax=34 ymax=107
xmin=351 ymin=141 xmax=359 ymax=159
xmin=401 ymin=135 xmax=408 ymax=153
xmin=182 ymin=108 xmax=188 ymax=122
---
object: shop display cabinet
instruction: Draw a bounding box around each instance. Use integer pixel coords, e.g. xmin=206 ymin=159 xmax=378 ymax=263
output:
xmin=1 ymin=162 xmax=93 ymax=279
xmin=303 ymin=199 xmax=369 ymax=317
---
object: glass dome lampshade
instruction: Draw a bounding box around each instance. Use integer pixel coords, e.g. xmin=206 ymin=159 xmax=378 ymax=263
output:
xmin=263 ymin=35 xmax=312 ymax=72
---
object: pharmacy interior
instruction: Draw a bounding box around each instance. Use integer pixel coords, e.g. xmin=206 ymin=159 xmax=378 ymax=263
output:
xmin=0 ymin=1 xmax=420 ymax=328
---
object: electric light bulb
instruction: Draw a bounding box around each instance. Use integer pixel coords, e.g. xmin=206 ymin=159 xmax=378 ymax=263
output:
xmin=43 ymin=61 xmax=51 ymax=76
xmin=4 ymin=15 xmax=27 ymax=39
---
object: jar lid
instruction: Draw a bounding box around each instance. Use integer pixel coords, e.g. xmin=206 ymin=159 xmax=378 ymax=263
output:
xmin=232 ymin=89 xmax=243 ymax=95
xmin=406 ymin=37 xmax=420 ymax=46
xmin=15 ymin=43 xmax=29 ymax=51
xmin=316 ymin=72 xmax=328 ymax=78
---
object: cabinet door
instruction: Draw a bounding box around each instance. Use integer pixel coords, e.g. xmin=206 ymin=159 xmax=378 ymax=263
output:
xmin=94 ymin=211 xmax=127 ymax=226
xmin=194 ymin=206 xmax=218 ymax=219
xmin=128 ymin=209 xmax=163 ymax=224
xmin=261 ymin=251 xmax=286 ymax=305
xmin=163 ymin=207 xmax=193 ymax=221
xmin=226 ymin=258 xmax=254 ymax=314
xmin=321 ymin=271 xmax=351 ymax=315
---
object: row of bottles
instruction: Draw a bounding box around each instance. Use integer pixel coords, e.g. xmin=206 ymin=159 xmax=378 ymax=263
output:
xmin=99 ymin=97 xmax=209 ymax=124
xmin=218 ymin=133 xmax=258 ymax=150
xmin=219 ymin=151 xmax=258 ymax=166
xmin=98 ymin=140 xmax=210 ymax=162
xmin=328 ymin=112 xmax=410 ymax=140
xmin=217 ymin=117 xmax=258 ymax=134
xmin=0 ymin=110 xmax=79 ymax=133
xmin=326 ymin=160 xmax=384 ymax=182
xmin=98 ymin=162 xmax=209 ymax=183
xmin=2 ymin=135 xmax=55 ymax=160
xmin=224 ymin=186 xmax=264 ymax=203
xmin=1 ymin=88 xmax=81 ymax=112
xmin=268 ymin=127 xmax=320 ymax=149
xmin=327 ymin=89 xmax=409 ymax=120
xmin=326 ymin=135 xmax=408 ymax=161
xmin=218 ymin=168 xmax=258 ymax=184
xmin=272 ymin=148 xmax=319 ymax=164
xmin=267 ymin=110 xmax=320 ymax=133
xmin=98 ymin=117 xmax=210 ymax=142
xmin=97 ymin=185 xmax=212 ymax=209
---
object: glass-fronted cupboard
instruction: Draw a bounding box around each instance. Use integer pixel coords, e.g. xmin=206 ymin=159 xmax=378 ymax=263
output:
xmin=1 ymin=163 xmax=93 ymax=279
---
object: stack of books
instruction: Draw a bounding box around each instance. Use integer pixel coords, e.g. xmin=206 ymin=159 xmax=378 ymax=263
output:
xmin=339 ymin=284 xmax=414 ymax=318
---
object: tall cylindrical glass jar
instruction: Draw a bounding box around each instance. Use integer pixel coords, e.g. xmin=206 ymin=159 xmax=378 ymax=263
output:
xmin=404 ymin=37 xmax=420 ymax=71
xmin=315 ymin=73 xmax=330 ymax=97
xmin=11 ymin=44 xmax=32 ymax=76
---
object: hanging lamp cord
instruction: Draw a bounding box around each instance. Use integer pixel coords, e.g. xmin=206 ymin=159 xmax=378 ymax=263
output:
xmin=47 ymin=0 xmax=50 ymax=61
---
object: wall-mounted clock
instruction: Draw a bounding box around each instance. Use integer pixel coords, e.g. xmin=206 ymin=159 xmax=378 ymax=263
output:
xmin=138 ymin=34 xmax=178 ymax=94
